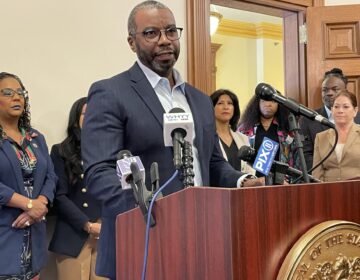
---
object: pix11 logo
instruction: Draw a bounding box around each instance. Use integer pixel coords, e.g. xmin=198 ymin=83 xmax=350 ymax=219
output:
xmin=252 ymin=137 xmax=279 ymax=175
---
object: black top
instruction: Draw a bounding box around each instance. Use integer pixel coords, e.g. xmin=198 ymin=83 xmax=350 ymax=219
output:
xmin=254 ymin=123 xmax=280 ymax=161
xmin=220 ymin=138 xmax=242 ymax=171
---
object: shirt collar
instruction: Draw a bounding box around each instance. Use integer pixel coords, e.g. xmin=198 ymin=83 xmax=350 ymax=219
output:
xmin=324 ymin=105 xmax=332 ymax=118
xmin=136 ymin=60 xmax=186 ymax=94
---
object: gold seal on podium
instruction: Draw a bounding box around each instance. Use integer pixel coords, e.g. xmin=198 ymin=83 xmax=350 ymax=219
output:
xmin=277 ymin=220 xmax=360 ymax=279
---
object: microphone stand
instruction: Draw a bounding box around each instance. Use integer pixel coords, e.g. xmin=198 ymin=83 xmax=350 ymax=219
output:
xmin=180 ymin=140 xmax=194 ymax=188
xmin=288 ymin=112 xmax=310 ymax=183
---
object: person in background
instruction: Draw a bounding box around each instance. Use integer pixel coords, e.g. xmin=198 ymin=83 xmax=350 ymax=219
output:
xmin=49 ymin=97 xmax=105 ymax=280
xmin=81 ymin=1 xmax=264 ymax=278
xmin=239 ymin=92 xmax=299 ymax=177
xmin=313 ymin=90 xmax=360 ymax=181
xmin=0 ymin=72 xmax=56 ymax=280
xmin=300 ymin=68 xmax=360 ymax=172
xmin=210 ymin=89 xmax=255 ymax=174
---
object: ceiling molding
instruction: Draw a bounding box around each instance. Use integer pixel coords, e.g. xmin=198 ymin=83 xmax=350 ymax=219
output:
xmin=216 ymin=19 xmax=283 ymax=40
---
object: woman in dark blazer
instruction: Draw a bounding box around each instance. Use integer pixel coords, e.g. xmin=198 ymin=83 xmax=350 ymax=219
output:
xmin=0 ymin=72 xmax=56 ymax=279
xmin=49 ymin=97 xmax=105 ymax=279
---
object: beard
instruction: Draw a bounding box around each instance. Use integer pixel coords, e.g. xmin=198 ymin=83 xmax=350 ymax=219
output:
xmin=136 ymin=43 xmax=180 ymax=77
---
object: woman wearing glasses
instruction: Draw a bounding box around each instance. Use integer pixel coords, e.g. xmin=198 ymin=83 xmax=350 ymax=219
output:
xmin=0 ymin=72 xmax=56 ymax=280
xmin=48 ymin=97 xmax=105 ymax=280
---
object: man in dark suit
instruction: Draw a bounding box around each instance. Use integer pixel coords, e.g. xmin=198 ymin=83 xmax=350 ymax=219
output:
xmin=300 ymin=68 xmax=360 ymax=172
xmin=81 ymin=1 xmax=263 ymax=279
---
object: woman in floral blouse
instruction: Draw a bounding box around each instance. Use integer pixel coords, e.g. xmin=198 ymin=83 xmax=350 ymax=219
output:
xmin=0 ymin=72 xmax=56 ymax=279
xmin=239 ymin=93 xmax=299 ymax=181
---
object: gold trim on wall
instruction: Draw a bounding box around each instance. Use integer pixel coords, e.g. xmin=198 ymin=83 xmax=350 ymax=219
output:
xmin=256 ymin=22 xmax=283 ymax=40
xmin=216 ymin=19 xmax=283 ymax=40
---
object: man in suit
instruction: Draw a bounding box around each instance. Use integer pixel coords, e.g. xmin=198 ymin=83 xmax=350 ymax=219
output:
xmin=300 ymin=68 xmax=360 ymax=172
xmin=81 ymin=1 xmax=264 ymax=279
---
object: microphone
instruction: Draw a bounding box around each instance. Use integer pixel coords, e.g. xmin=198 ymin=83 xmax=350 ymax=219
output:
xmin=238 ymin=145 xmax=321 ymax=183
xmin=163 ymin=107 xmax=194 ymax=169
xmin=150 ymin=162 xmax=161 ymax=196
xmin=116 ymin=150 xmax=145 ymax=190
xmin=130 ymin=162 xmax=156 ymax=227
xmin=255 ymin=83 xmax=335 ymax=129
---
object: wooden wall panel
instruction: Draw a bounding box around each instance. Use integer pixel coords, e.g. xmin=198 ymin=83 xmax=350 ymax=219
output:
xmin=324 ymin=22 xmax=360 ymax=59
xmin=347 ymin=76 xmax=360 ymax=103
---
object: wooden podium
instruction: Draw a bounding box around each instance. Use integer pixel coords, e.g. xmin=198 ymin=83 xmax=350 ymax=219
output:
xmin=116 ymin=180 xmax=360 ymax=280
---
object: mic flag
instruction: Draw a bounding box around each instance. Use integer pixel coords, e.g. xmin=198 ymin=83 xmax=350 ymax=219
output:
xmin=116 ymin=150 xmax=145 ymax=190
xmin=163 ymin=108 xmax=194 ymax=147
xmin=163 ymin=107 xmax=194 ymax=169
xmin=253 ymin=137 xmax=279 ymax=175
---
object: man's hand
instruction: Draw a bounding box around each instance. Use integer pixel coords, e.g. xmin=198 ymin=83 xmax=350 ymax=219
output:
xmin=243 ymin=177 xmax=265 ymax=187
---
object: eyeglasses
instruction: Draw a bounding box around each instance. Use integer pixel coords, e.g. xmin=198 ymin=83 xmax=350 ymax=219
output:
xmin=0 ymin=88 xmax=28 ymax=98
xmin=131 ymin=27 xmax=183 ymax=43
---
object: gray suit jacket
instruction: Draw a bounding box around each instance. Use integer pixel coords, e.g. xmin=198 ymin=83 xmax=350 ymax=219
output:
xmin=313 ymin=123 xmax=360 ymax=181
xmin=81 ymin=63 xmax=243 ymax=278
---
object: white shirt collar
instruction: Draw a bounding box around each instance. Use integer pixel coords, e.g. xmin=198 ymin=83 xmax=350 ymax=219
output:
xmin=324 ymin=105 xmax=331 ymax=118
xmin=136 ymin=60 xmax=186 ymax=94
xmin=324 ymin=105 xmax=334 ymax=123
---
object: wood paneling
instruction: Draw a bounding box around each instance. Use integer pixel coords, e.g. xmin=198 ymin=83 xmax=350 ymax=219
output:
xmin=307 ymin=5 xmax=360 ymax=108
xmin=347 ymin=76 xmax=360 ymax=103
xmin=324 ymin=21 xmax=360 ymax=58
xmin=186 ymin=0 xmax=212 ymax=95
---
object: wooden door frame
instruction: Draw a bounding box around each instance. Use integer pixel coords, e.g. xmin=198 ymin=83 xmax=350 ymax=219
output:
xmin=186 ymin=0 xmax=323 ymax=104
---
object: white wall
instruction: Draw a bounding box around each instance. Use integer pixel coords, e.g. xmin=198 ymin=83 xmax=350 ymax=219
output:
xmin=3 ymin=0 xmax=359 ymax=149
xmin=326 ymin=0 xmax=360 ymax=5
xmin=1 ymin=0 xmax=186 ymax=147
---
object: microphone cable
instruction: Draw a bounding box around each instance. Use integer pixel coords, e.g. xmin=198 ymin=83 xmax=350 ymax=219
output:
xmin=293 ymin=128 xmax=338 ymax=183
xmin=141 ymin=170 xmax=179 ymax=280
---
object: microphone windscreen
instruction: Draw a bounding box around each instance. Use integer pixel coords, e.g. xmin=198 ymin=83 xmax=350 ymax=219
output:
xmin=169 ymin=107 xmax=185 ymax=114
xmin=238 ymin=146 xmax=256 ymax=163
xmin=117 ymin=150 xmax=132 ymax=160
xmin=255 ymin=83 xmax=276 ymax=101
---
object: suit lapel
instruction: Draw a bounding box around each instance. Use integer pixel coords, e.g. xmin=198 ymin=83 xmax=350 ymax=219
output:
xmin=128 ymin=63 xmax=165 ymax=128
xmin=184 ymin=84 xmax=203 ymax=149
xmin=1 ymin=141 xmax=25 ymax=195
xmin=326 ymin=129 xmax=336 ymax=148
xmin=318 ymin=107 xmax=332 ymax=131
xmin=340 ymin=124 xmax=360 ymax=162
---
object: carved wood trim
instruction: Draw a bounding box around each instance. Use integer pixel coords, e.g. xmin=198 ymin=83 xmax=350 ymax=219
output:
xmin=347 ymin=76 xmax=360 ymax=102
xmin=323 ymin=21 xmax=360 ymax=59
xmin=186 ymin=0 xmax=212 ymax=95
